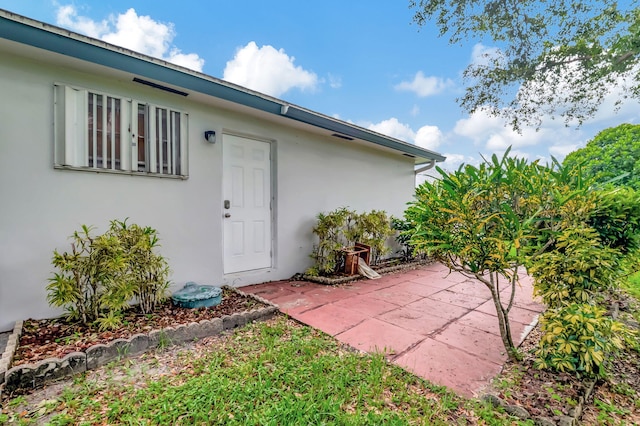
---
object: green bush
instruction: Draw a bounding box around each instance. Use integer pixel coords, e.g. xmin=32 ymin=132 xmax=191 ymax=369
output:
xmin=48 ymin=225 xmax=128 ymax=325
xmin=307 ymin=208 xmax=393 ymax=276
xmin=108 ymin=219 xmax=170 ymax=314
xmin=353 ymin=210 xmax=394 ymax=265
xmin=535 ymin=304 xmax=624 ymax=376
xmin=588 ymin=187 xmax=640 ymax=254
xmin=307 ymin=207 xmax=353 ymax=276
xmin=47 ymin=220 xmax=170 ymax=328
xmin=529 ymin=227 xmax=621 ymax=308
xmin=391 ymin=217 xmax=416 ymax=261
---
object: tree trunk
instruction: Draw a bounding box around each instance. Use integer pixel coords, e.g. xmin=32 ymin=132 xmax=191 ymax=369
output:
xmin=486 ymin=272 xmax=516 ymax=359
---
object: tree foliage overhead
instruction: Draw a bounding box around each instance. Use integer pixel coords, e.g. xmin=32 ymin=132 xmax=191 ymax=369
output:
xmin=410 ymin=0 xmax=640 ymax=130
xmin=563 ymin=123 xmax=640 ymax=190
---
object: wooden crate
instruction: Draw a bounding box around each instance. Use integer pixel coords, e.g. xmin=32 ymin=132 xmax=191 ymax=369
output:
xmin=343 ymin=243 xmax=371 ymax=275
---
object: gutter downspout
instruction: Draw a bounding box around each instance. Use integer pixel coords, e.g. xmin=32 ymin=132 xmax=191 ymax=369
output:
xmin=414 ymin=159 xmax=436 ymax=176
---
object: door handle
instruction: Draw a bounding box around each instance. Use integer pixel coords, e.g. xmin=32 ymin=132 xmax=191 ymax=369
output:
xmin=224 ymin=213 xmax=231 ymax=218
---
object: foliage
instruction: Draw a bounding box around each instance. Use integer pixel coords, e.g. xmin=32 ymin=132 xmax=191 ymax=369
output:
xmin=529 ymin=227 xmax=621 ymax=309
xmin=108 ymin=219 xmax=170 ymax=314
xmin=563 ymin=124 xmax=640 ymax=190
xmin=391 ymin=216 xmax=417 ymax=261
xmin=47 ymin=220 xmax=170 ymax=328
xmin=588 ymin=187 xmax=640 ymax=254
xmin=526 ymin=179 xmax=640 ymax=376
xmin=47 ymin=225 xmax=128 ymax=325
xmin=306 ymin=207 xmax=353 ymax=276
xmin=535 ymin=304 xmax=624 ymax=376
xmin=405 ymin=150 xmax=549 ymax=358
xmin=307 ymin=208 xmax=393 ymax=276
xmin=410 ymin=1 xmax=640 ymax=130
xmin=352 ymin=210 xmax=394 ymax=265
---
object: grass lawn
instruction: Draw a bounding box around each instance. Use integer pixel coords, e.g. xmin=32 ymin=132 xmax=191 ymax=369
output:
xmin=0 ymin=317 xmax=526 ymax=425
xmin=623 ymin=270 xmax=640 ymax=300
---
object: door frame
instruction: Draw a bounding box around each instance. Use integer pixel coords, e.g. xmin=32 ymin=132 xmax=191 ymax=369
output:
xmin=221 ymin=131 xmax=277 ymax=275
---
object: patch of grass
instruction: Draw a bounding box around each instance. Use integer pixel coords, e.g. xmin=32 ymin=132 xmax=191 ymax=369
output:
xmin=624 ymin=270 xmax=640 ymax=300
xmin=0 ymin=317 xmax=526 ymax=425
xmin=594 ymin=397 xmax=630 ymax=425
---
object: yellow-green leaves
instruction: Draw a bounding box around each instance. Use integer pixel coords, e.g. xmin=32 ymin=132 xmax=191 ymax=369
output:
xmin=535 ymin=304 xmax=622 ymax=377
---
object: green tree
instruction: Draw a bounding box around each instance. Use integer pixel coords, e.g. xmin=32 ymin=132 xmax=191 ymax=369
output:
xmin=410 ymin=1 xmax=640 ymax=130
xmin=563 ymin=123 xmax=640 ymax=190
xmin=405 ymin=151 xmax=549 ymax=359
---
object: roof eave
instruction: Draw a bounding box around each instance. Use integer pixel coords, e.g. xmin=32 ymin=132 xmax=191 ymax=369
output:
xmin=0 ymin=9 xmax=446 ymax=164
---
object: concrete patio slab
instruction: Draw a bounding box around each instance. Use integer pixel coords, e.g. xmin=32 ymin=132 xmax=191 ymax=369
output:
xmin=336 ymin=318 xmax=424 ymax=356
xmin=378 ymin=306 xmax=452 ymax=336
xmin=294 ymin=304 xmax=365 ymax=336
xmin=434 ymin=322 xmax=508 ymax=365
xmin=332 ymin=294 xmax=399 ymax=317
xmin=395 ymin=338 xmax=503 ymax=397
xmin=243 ymin=263 xmax=543 ymax=398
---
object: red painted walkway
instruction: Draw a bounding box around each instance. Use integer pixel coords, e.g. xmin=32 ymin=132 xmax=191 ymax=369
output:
xmin=242 ymin=262 xmax=544 ymax=397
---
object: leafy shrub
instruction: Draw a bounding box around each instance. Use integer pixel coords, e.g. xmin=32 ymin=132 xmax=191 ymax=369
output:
xmin=108 ymin=219 xmax=170 ymax=314
xmin=307 ymin=207 xmax=353 ymax=276
xmin=352 ymin=210 xmax=394 ymax=265
xmin=588 ymin=187 xmax=640 ymax=254
xmin=48 ymin=225 xmax=128 ymax=325
xmin=307 ymin=208 xmax=393 ymax=276
xmin=391 ymin=217 xmax=416 ymax=261
xmin=47 ymin=220 xmax=171 ymax=328
xmin=529 ymin=227 xmax=621 ymax=308
xmin=535 ymin=304 xmax=624 ymax=376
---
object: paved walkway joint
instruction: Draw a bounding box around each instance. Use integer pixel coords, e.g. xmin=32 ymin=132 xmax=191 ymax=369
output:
xmin=243 ymin=263 xmax=544 ymax=397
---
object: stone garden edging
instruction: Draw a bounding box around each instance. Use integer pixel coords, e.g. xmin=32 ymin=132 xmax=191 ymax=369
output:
xmin=0 ymin=287 xmax=278 ymax=397
xmin=303 ymin=258 xmax=434 ymax=285
xmin=482 ymin=379 xmax=597 ymax=426
xmin=0 ymin=320 xmax=23 ymax=386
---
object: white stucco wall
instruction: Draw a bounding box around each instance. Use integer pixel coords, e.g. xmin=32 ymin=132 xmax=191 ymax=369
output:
xmin=0 ymin=51 xmax=416 ymax=331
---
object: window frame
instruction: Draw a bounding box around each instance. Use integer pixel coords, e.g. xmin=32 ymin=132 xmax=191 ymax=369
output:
xmin=53 ymin=83 xmax=189 ymax=179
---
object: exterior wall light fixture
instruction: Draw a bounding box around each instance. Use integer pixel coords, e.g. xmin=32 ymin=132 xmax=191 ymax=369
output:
xmin=204 ymin=130 xmax=216 ymax=144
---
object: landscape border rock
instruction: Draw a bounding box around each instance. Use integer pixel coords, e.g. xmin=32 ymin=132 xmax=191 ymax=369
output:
xmin=481 ymin=379 xmax=597 ymax=425
xmin=0 ymin=320 xmax=22 ymax=386
xmin=0 ymin=287 xmax=278 ymax=397
xmin=303 ymin=258 xmax=433 ymax=285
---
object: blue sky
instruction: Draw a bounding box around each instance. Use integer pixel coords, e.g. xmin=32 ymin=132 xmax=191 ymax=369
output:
xmin=1 ymin=1 xmax=638 ymax=175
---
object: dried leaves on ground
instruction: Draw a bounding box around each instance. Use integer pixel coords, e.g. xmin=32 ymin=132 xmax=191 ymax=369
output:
xmin=13 ymin=288 xmax=266 ymax=366
xmin=486 ymin=305 xmax=640 ymax=424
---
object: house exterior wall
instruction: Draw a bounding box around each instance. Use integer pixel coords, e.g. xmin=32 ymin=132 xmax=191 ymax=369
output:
xmin=0 ymin=50 xmax=416 ymax=331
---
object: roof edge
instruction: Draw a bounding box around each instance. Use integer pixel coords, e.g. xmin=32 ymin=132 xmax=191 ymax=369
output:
xmin=0 ymin=8 xmax=446 ymax=163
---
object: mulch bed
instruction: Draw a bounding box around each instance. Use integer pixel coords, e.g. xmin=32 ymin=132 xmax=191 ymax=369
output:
xmin=12 ymin=288 xmax=267 ymax=367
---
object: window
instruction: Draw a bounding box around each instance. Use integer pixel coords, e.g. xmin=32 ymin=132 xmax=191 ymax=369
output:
xmin=54 ymin=84 xmax=188 ymax=177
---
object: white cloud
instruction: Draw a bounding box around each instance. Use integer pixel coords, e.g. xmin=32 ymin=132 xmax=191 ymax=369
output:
xmin=549 ymin=143 xmax=580 ymax=160
xmin=327 ymin=73 xmax=342 ymax=89
xmin=470 ymin=43 xmax=502 ymax=67
xmin=410 ymin=104 xmax=420 ymax=117
xmin=367 ymin=118 xmax=415 ymax=142
xmin=56 ymin=5 xmax=204 ymax=71
xmin=395 ymin=71 xmax=454 ymax=97
xmin=415 ymin=125 xmax=443 ymax=150
xmin=453 ymin=108 xmax=506 ymax=145
xmin=439 ymin=153 xmax=479 ymax=171
xmin=57 ymin=5 xmax=108 ymax=38
xmin=223 ymin=42 xmax=318 ymax=97
xmin=366 ymin=118 xmax=444 ymax=151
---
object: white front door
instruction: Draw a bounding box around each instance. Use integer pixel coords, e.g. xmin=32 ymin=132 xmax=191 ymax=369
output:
xmin=223 ymin=134 xmax=272 ymax=274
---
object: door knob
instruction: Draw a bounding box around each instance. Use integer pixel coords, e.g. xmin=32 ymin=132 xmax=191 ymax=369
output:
xmin=224 ymin=213 xmax=231 ymax=218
